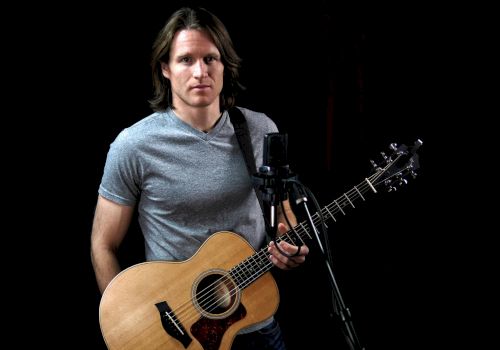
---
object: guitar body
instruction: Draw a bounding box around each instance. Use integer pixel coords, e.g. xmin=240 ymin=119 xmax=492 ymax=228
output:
xmin=99 ymin=140 xmax=422 ymax=350
xmin=99 ymin=231 xmax=279 ymax=350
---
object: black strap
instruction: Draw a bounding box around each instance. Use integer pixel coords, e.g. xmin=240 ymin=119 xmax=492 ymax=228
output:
xmin=228 ymin=107 xmax=269 ymax=233
xmin=228 ymin=107 xmax=258 ymax=177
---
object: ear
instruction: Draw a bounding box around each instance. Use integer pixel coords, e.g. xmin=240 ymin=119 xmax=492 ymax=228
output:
xmin=161 ymin=62 xmax=170 ymax=79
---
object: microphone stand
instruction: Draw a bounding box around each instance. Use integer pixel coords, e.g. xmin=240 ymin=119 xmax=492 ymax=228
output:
xmin=255 ymin=168 xmax=365 ymax=349
xmin=253 ymin=132 xmax=364 ymax=349
xmin=293 ymin=185 xmax=365 ymax=350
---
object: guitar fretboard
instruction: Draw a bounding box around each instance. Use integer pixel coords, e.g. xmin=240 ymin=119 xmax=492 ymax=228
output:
xmin=228 ymin=164 xmax=392 ymax=290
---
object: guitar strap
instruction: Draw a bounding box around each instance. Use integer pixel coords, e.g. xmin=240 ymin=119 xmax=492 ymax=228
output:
xmin=228 ymin=107 xmax=270 ymax=239
xmin=228 ymin=107 xmax=258 ymax=183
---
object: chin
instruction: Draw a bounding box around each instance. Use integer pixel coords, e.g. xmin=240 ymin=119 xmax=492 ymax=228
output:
xmin=192 ymin=99 xmax=217 ymax=108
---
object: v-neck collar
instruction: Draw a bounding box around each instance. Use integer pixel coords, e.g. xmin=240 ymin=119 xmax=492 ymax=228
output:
xmin=165 ymin=109 xmax=228 ymax=141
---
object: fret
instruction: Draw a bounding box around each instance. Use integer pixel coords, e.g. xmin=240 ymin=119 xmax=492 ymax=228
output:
xmin=344 ymin=193 xmax=355 ymax=208
xmin=354 ymin=185 xmax=365 ymax=201
xmin=334 ymin=199 xmax=346 ymax=215
xmin=325 ymin=206 xmax=336 ymax=222
xmin=299 ymin=222 xmax=312 ymax=239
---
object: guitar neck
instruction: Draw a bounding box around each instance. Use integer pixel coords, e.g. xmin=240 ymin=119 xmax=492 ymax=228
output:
xmin=230 ymin=171 xmax=384 ymax=290
xmin=99 ymin=142 xmax=419 ymax=350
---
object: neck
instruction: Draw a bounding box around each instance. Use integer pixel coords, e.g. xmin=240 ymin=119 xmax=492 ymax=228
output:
xmin=172 ymin=103 xmax=222 ymax=133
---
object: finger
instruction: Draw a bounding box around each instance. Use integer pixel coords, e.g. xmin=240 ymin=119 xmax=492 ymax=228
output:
xmin=278 ymin=241 xmax=308 ymax=259
xmin=268 ymin=241 xmax=300 ymax=267
xmin=268 ymin=254 xmax=291 ymax=270
xmin=294 ymin=243 xmax=309 ymax=256
xmin=280 ymin=240 xmax=301 ymax=256
xmin=277 ymin=222 xmax=288 ymax=235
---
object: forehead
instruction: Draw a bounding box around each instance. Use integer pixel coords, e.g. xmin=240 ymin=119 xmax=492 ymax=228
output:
xmin=170 ymin=29 xmax=220 ymax=56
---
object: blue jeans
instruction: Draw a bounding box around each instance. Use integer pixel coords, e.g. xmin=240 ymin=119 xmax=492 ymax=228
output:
xmin=231 ymin=319 xmax=287 ymax=350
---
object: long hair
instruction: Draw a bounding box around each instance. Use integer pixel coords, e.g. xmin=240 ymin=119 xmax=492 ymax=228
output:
xmin=149 ymin=7 xmax=243 ymax=112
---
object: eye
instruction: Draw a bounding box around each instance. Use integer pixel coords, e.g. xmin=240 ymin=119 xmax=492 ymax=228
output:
xmin=180 ymin=56 xmax=192 ymax=64
xmin=204 ymin=56 xmax=218 ymax=64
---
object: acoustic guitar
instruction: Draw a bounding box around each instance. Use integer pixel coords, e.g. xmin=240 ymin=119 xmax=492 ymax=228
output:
xmin=99 ymin=140 xmax=422 ymax=350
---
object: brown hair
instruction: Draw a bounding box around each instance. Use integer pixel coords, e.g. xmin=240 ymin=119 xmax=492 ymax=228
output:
xmin=149 ymin=7 xmax=243 ymax=112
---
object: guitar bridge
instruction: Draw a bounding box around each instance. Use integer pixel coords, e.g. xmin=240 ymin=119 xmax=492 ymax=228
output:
xmin=155 ymin=301 xmax=192 ymax=348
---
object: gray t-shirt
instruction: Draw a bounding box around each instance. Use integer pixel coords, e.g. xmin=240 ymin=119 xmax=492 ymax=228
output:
xmin=99 ymin=107 xmax=278 ymax=333
xmin=99 ymin=107 xmax=277 ymax=260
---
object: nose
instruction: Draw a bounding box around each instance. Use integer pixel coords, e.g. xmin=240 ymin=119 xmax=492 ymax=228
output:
xmin=193 ymin=60 xmax=208 ymax=79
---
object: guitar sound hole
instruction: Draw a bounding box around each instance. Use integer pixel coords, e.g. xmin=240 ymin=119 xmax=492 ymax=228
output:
xmin=193 ymin=269 xmax=240 ymax=319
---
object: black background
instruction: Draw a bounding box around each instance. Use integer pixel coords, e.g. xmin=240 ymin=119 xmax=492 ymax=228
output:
xmin=15 ymin=1 xmax=473 ymax=349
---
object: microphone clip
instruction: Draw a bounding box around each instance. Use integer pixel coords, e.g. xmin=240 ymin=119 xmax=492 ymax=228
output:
xmin=252 ymin=164 xmax=297 ymax=205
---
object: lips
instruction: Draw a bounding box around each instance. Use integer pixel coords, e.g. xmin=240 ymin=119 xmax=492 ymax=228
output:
xmin=192 ymin=84 xmax=211 ymax=89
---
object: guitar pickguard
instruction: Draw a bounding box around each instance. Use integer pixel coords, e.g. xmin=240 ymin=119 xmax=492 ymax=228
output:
xmin=191 ymin=303 xmax=247 ymax=350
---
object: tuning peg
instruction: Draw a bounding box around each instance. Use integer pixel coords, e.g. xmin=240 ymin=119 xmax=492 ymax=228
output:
xmin=388 ymin=185 xmax=397 ymax=192
xmin=411 ymin=171 xmax=418 ymax=179
xmin=380 ymin=151 xmax=388 ymax=160
xmin=370 ymin=159 xmax=378 ymax=169
xmin=389 ymin=143 xmax=398 ymax=151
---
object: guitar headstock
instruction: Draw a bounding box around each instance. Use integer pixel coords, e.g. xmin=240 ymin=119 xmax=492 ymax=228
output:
xmin=370 ymin=139 xmax=422 ymax=191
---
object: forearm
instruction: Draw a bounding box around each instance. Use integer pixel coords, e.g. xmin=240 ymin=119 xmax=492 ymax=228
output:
xmin=91 ymin=244 xmax=121 ymax=294
xmin=90 ymin=196 xmax=134 ymax=294
xmin=278 ymin=199 xmax=297 ymax=230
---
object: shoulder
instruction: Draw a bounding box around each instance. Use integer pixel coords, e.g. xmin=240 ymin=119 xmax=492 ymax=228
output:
xmin=234 ymin=106 xmax=278 ymax=133
xmin=113 ymin=112 xmax=165 ymax=147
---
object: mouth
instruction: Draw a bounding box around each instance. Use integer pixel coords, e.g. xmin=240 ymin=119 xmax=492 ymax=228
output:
xmin=192 ymin=84 xmax=211 ymax=90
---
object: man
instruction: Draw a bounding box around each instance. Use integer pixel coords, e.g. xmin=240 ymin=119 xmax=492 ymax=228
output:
xmin=91 ymin=7 xmax=308 ymax=350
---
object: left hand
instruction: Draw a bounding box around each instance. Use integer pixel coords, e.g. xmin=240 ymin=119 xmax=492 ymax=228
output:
xmin=268 ymin=223 xmax=309 ymax=270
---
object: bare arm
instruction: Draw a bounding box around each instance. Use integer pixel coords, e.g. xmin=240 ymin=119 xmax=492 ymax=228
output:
xmin=277 ymin=199 xmax=297 ymax=229
xmin=268 ymin=199 xmax=310 ymax=270
xmin=90 ymin=195 xmax=135 ymax=294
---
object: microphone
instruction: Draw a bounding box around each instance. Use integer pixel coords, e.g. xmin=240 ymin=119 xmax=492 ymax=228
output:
xmin=254 ymin=133 xmax=296 ymax=232
xmin=262 ymin=133 xmax=290 ymax=200
xmin=263 ymin=132 xmax=288 ymax=169
xmin=257 ymin=133 xmax=291 ymax=202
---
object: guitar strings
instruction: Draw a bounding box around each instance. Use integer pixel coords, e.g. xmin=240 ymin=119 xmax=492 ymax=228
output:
xmin=165 ymin=157 xmax=403 ymax=328
xmin=183 ymin=174 xmax=377 ymax=319
xmin=166 ymin=178 xmax=373 ymax=327
xmin=166 ymin=170 xmax=382 ymax=327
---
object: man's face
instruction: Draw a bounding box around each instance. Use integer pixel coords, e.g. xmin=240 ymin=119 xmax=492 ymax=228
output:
xmin=161 ymin=29 xmax=224 ymax=110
